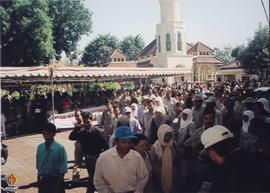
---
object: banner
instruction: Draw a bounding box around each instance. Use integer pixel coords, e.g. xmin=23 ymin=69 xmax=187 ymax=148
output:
xmin=48 ymin=106 xmax=105 ymax=129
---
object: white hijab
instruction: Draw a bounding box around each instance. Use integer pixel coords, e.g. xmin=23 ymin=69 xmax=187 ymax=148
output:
xmin=242 ymin=110 xmax=255 ymax=133
xmin=180 ymin=108 xmax=193 ymax=129
xmin=153 ymin=124 xmax=173 ymax=193
xmin=130 ymin=103 xmax=138 ymax=118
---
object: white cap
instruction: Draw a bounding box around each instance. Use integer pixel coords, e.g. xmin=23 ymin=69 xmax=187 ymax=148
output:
xmin=201 ymin=125 xmax=234 ymax=150
xmin=123 ymin=107 xmax=132 ymax=114
xmin=155 ymin=106 xmax=165 ymax=114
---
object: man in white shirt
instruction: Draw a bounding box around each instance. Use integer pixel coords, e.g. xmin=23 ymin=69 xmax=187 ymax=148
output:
xmin=94 ymin=126 xmax=149 ymax=193
xmin=163 ymin=92 xmax=177 ymax=115
xmin=137 ymin=97 xmax=148 ymax=124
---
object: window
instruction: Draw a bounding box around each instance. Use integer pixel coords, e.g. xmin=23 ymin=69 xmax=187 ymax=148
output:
xmin=118 ymin=58 xmax=121 ymax=61
xmin=114 ymin=58 xmax=117 ymax=61
xmin=166 ymin=33 xmax=171 ymax=51
xmin=158 ymin=36 xmax=161 ymax=52
xmin=122 ymin=58 xmax=124 ymax=61
xmin=177 ymin=32 xmax=182 ymax=51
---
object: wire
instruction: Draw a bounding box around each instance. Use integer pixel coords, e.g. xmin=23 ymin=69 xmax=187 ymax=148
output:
xmin=261 ymin=0 xmax=269 ymax=24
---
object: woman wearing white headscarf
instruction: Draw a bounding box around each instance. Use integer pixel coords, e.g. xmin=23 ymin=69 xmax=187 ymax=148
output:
xmin=130 ymin=103 xmax=139 ymax=119
xmin=178 ymin=109 xmax=196 ymax=144
xmin=150 ymin=124 xmax=177 ymax=193
xmin=240 ymin=110 xmax=258 ymax=152
xmin=177 ymin=108 xmax=196 ymax=189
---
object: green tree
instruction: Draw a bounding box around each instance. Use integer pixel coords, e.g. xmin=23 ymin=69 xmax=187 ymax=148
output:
xmin=237 ymin=24 xmax=270 ymax=78
xmin=48 ymin=0 xmax=92 ymax=60
xmin=231 ymin=45 xmax=246 ymax=59
xmin=81 ymin=34 xmax=119 ymax=66
xmin=120 ymin=35 xmax=145 ymax=60
xmin=213 ymin=45 xmax=234 ymax=64
xmin=1 ymin=0 xmax=55 ymax=66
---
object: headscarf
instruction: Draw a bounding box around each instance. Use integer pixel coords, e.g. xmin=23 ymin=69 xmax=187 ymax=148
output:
xmin=180 ymin=108 xmax=193 ymax=129
xmin=154 ymin=106 xmax=166 ymax=127
xmin=152 ymin=124 xmax=173 ymax=193
xmin=130 ymin=103 xmax=138 ymax=118
xmin=242 ymin=110 xmax=255 ymax=133
xmin=257 ymin=98 xmax=270 ymax=113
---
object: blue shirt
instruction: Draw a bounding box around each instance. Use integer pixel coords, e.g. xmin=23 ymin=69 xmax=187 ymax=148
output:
xmin=36 ymin=141 xmax=67 ymax=176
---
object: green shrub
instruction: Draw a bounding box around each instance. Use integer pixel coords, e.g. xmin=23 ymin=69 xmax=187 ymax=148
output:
xmin=87 ymin=82 xmax=121 ymax=92
xmin=11 ymin=91 xmax=20 ymax=99
xmin=127 ymin=81 xmax=135 ymax=90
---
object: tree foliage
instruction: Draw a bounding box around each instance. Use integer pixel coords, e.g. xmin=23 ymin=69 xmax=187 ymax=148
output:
xmin=1 ymin=0 xmax=92 ymax=66
xmin=120 ymin=35 xmax=145 ymax=60
xmin=235 ymin=24 xmax=270 ymax=78
xmin=81 ymin=34 xmax=145 ymax=66
xmin=48 ymin=0 xmax=92 ymax=60
xmin=81 ymin=34 xmax=119 ymax=66
xmin=213 ymin=46 xmax=234 ymax=64
xmin=1 ymin=0 xmax=55 ymax=66
xmin=231 ymin=45 xmax=245 ymax=59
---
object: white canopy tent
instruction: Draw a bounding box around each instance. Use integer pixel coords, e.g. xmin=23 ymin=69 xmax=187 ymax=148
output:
xmin=1 ymin=66 xmax=192 ymax=85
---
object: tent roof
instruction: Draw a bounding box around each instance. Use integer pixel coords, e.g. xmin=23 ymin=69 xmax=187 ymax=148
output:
xmin=1 ymin=66 xmax=192 ymax=86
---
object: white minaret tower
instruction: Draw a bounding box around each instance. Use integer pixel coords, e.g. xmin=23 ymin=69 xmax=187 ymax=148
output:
xmin=153 ymin=0 xmax=192 ymax=70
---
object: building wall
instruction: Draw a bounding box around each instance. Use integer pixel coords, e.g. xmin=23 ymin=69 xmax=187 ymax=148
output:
xmin=152 ymin=54 xmax=193 ymax=69
xmin=156 ymin=22 xmax=187 ymax=55
xmin=107 ymin=61 xmax=137 ymax=68
xmin=216 ymin=69 xmax=245 ymax=82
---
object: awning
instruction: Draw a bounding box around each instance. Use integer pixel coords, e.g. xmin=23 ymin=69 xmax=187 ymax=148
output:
xmin=0 ymin=66 xmax=192 ymax=86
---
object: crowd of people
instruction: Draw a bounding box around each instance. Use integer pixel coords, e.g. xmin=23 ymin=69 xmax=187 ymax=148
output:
xmin=1 ymin=87 xmax=120 ymax=136
xmin=1 ymin=80 xmax=270 ymax=193
xmin=33 ymin=79 xmax=270 ymax=193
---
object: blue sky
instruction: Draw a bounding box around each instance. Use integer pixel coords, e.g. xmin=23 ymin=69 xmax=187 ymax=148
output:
xmin=78 ymin=0 xmax=269 ymax=50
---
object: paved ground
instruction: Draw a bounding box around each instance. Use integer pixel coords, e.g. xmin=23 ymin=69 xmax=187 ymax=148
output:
xmin=2 ymin=130 xmax=90 ymax=193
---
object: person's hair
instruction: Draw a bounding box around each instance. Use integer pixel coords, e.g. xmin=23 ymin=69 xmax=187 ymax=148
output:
xmin=74 ymin=109 xmax=82 ymax=114
xmin=133 ymin=134 xmax=148 ymax=146
xmin=175 ymin=102 xmax=182 ymax=107
xmin=42 ymin=122 xmax=57 ymax=133
xmin=147 ymin=99 xmax=154 ymax=104
xmin=202 ymin=109 xmax=216 ymax=118
xmin=185 ymin=97 xmax=193 ymax=109
xmin=204 ymin=102 xmax=216 ymax=112
xmin=104 ymin=99 xmax=112 ymax=106
xmin=210 ymin=138 xmax=235 ymax=157
xmin=82 ymin=112 xmax=93 ymax=120
xmin=113 ymin=105 xmax=119 ymax=110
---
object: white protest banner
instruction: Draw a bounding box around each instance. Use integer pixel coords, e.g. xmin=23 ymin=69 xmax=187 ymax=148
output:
xmin=48 ymin=106 xmax=106 ymax=129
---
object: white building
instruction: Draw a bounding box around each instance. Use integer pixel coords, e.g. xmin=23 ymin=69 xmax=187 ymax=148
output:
xmin=152 ymin=0 xmax=193 ymax=81
xmin=136 ymin=0 xmax=248 ymax=82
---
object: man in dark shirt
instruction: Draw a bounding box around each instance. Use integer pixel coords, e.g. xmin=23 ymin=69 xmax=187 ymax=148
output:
xmin=69 ymin=112 xmax=108 ymax=193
